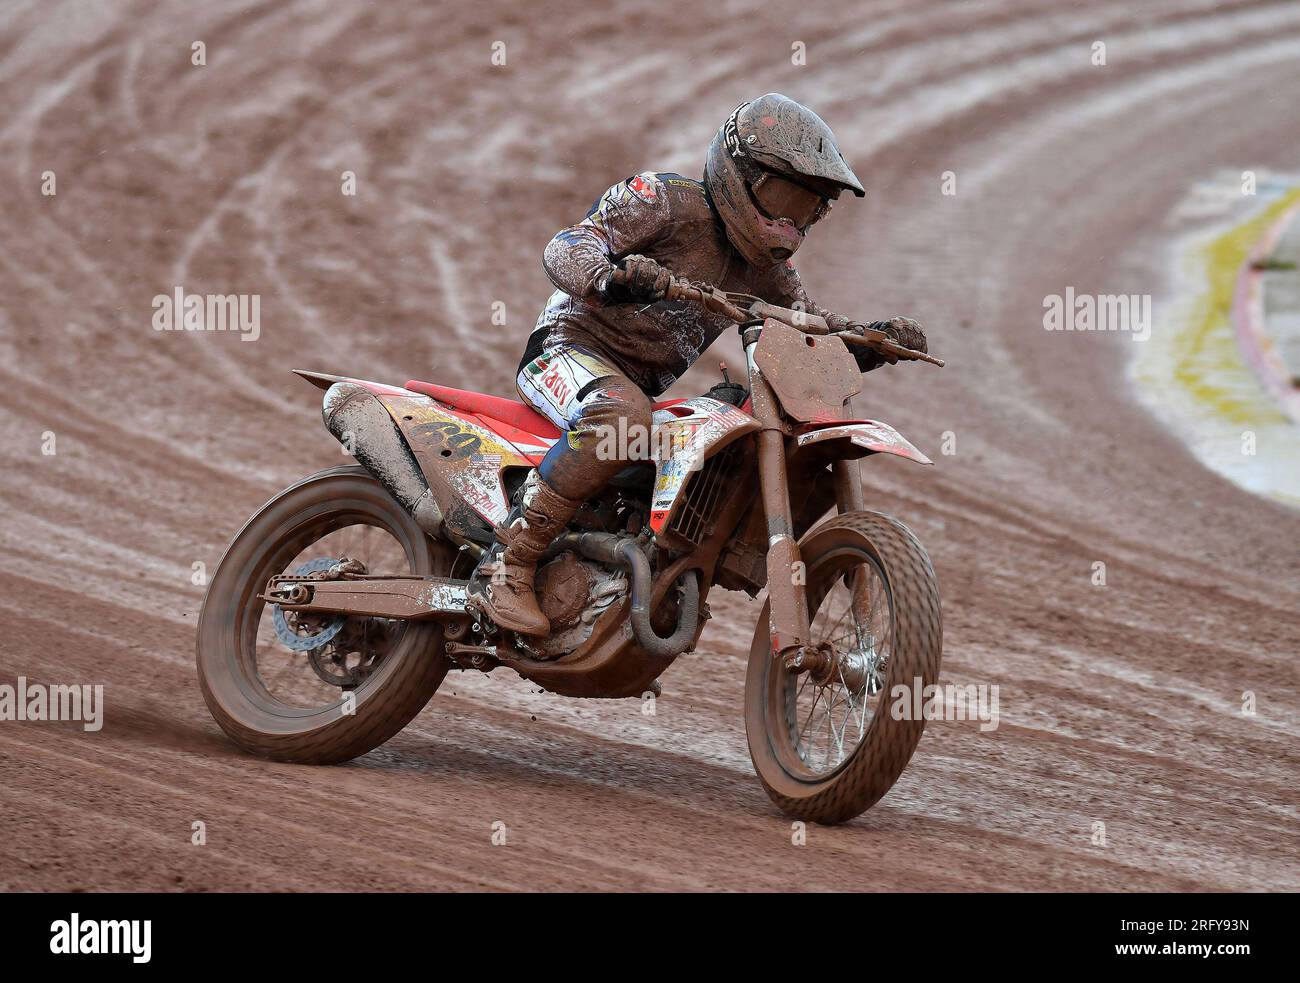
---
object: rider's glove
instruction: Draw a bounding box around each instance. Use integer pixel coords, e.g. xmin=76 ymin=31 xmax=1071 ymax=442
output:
xmin=850 ymin=315 xmax=928 ymax=368
xmin=877 ymin=315 xmax=928 ymax=355
xmin=603 ymin=254 xmax=673 ymax=304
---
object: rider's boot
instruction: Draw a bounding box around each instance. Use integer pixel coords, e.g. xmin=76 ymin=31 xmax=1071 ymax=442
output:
xmin=479 ymin=477 xmax=583 ymax=636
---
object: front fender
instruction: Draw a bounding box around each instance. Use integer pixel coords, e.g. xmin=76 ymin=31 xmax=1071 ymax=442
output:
xmin=794 ymin=420 xmax=933 ymax=465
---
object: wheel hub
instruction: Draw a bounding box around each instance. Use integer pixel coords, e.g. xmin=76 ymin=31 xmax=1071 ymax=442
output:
xmin=307 ymin=617 xmax=395 ymax=688
xmin=784 ymin=638 xmax=885 ymax=695
xmin=833 ymin=645 xmax=881 ymax=695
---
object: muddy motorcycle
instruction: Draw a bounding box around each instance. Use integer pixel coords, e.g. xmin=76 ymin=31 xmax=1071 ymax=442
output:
xmin=197 ymin=273 xmax=944 ymax=823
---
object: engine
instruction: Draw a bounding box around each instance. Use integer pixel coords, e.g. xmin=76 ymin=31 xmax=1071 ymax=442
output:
xmin=526 ymin=551 xmax=629 ymax=659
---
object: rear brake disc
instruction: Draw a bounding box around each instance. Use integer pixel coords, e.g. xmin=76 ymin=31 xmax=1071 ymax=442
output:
xmin=272 ymin=557 xmax=346 ymax=652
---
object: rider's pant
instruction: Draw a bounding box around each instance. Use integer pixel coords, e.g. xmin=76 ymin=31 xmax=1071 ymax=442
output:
xmin=516 ymin=345 xmax=652 ymax=501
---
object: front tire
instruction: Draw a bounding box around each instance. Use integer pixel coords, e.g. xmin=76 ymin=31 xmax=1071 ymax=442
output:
xmin=745 ymin=510 xmax=942 ymax=824
xmin=197 ymin=466 xmax=451 ymax=764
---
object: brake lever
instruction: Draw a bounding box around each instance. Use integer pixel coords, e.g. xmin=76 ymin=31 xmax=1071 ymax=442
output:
xmin=836 ymin=330 xmax=945 ymax=367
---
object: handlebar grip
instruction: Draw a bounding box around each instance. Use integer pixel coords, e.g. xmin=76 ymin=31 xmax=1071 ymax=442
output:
xmin=609 ymin=267 xmax=697 ymax=303
xmin=664 ymin=278 xmax=696 ymax=303
xmin=608 ymin=268 xmax=752 ymax=325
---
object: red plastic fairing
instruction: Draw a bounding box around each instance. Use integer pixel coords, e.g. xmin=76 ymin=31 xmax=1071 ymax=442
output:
xmin=405 ymin=380 xmax=562 ymax=438
xmin=404 ymin=382 xmax=722 ymax=436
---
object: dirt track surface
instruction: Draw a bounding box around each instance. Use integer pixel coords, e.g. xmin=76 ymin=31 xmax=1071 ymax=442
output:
xmin=2 ymin=0 xmax=1298 ymax=891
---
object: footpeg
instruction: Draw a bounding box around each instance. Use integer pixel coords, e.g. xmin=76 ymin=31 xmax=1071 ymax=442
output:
xmin=445 ymin=642 xmax=499 ymax=672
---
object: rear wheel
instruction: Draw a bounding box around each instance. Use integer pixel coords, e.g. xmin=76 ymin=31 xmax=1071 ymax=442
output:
xmin=197 ymin=466 xmax=451 ymax=763
xmin=745 ymin=511 xmax=942 ymax=823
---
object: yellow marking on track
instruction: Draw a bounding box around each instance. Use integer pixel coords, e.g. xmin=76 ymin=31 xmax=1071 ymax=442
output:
xmin=1169 ymin=188 xmax=1299 ymax=425
xmin=1132 ymin=185 xmax=1300 ymax=505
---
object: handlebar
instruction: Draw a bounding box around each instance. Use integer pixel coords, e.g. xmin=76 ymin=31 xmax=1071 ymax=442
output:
xmin=608 ymin=267 xmax=749 ymax=322
xmin=607 ymin=266 xmax=943 ymax=367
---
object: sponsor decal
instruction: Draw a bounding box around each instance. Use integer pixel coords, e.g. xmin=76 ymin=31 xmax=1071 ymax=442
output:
xmin=628 ymin=174 xmax=658 ymax=203
xmin=448 ymin=467 xmax=508 ymax=524
xmin=522 ymin=348 xmax=619 ymax=424
xmin=509 ymin=436 xmax=556 ymax=457
xmin=411 ymin=419 xmax=483 ymax=459
xmin=570 ymin=349 xmax=618 ymax=377
xmin=540 ymin=362 xmax=573 ymax=405
xmin=723 ymin=103 xmax=746 ymax=158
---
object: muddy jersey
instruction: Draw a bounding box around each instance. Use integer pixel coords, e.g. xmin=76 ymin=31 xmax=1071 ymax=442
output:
xmin=529 ymin=171 xmax=859 ymax=396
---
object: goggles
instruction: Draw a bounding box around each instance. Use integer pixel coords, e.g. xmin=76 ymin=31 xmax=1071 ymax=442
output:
xmin=750 ymin=172 xmax=831 ymax=230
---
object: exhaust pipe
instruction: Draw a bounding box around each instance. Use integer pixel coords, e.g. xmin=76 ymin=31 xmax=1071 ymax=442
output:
xmin=322 ymin=382 xmax=443 ymax=539
xmin=546 ymin=532 xmax=701 ymax=657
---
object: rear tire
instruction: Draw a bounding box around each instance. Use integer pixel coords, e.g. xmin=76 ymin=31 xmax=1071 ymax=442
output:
xmin=197 ymin=466 xmax=451 ymax=764
xmin=745 ymin=510 xmax=942 ymax=823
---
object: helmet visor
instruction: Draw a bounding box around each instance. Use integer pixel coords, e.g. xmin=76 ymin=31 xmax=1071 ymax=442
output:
xmin=750 ymin=173 xmax=829 ymax=230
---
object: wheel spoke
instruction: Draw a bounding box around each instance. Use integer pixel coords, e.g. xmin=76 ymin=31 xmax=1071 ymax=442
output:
xmin=823 ymin=585 xmax=854 ymax=641
xmin=255 ymin=518 xmax=409 ymax=710
xmin=797 ymin=683 xmax=824 ymax=749
xmin=787 ymin=553 xmax=891 ymax=777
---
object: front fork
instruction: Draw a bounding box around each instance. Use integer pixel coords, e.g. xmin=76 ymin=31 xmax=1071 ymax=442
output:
xmin=745 ymin=332 xmax=865 ymax=663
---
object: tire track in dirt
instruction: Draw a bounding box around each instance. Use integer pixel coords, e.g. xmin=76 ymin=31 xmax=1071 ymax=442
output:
xmin=1 ymin=0 xmax=1297 ymax=890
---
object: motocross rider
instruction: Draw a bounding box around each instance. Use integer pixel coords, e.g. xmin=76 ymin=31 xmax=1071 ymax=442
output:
xmin=479 ymin=93 xmax=928 ymax=636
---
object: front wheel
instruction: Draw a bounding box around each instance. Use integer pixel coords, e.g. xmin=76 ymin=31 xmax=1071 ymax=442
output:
xmin=744 ymin=510 xmax=942 ymax=823
xmin=197 ymin=466 xmax=451 ymax=764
